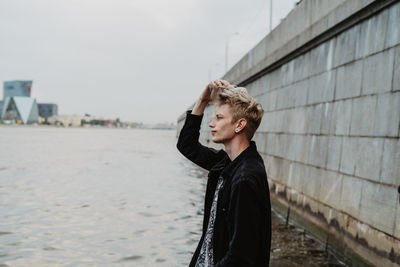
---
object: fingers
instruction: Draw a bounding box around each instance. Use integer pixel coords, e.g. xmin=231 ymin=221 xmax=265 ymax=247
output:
xmin=213 ymin=80 xmax=223 ymax=88
xmin=205 ymin=80 xmax=231 ymax=99
xmin=220 ymin=80 xmax=230 ymax=87
xmin=211 ymin=79 xmax=230 ymax=89
xmin=206 ymin=82 xmax=216 ymax=92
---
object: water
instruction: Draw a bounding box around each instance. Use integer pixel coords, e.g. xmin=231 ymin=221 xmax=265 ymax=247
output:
xmin=0 ymin=126 xmax=345 ymax=266
xmin=0 ymin=126 xmax=206 ymax=266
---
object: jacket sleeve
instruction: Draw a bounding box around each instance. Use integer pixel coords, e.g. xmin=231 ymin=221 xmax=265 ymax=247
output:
xmin=176 ymin=110 xmax=226 ymax=171
xmin=215 ymin=179 xmax=262 ymax=267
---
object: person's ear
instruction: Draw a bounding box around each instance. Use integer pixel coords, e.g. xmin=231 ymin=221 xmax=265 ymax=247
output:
xmin=235 ymin=118 xmax=247 ymax=133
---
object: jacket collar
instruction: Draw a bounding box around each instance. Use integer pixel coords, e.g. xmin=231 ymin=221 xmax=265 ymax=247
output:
xmin=210 ymin=141 xmax=258 ymax=178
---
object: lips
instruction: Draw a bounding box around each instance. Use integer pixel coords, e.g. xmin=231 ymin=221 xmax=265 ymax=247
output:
xmin=211 ymin=130 xmax=216 ymax=135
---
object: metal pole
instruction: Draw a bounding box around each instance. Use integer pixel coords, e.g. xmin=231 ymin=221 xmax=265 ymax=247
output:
xmin=209 ymin=63 xmax=220 ymax=81
xmin=225 ymin=39 xmax=228 ymax=73
xmin=225 ymin=32 xmax=239 ymax=73
xmin=269 ymin=0 xmax=273 ymax=32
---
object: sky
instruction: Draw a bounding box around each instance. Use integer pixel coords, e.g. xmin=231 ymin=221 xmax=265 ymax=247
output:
xmin=0 ymin=0 xmax=298 ymax=124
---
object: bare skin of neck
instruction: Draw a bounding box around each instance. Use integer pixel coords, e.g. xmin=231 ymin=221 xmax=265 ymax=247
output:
xmin=224 ymin=134 xmax=250 ymax=161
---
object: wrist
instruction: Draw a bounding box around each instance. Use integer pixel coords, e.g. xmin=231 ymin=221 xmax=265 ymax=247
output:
xmin=191 ymin=100 xmax=207 ymax=115
xmin=198 ymin=97 xmax=209 ymax=103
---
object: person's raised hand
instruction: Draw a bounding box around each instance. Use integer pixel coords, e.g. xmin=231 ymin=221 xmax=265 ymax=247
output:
xmin=192 ymin=80 xmax=231 ymax=115
xmin=214 ymin=80 xmax=230 ymax=88
xmin=200 ymin=80 xmax=230 ymax=102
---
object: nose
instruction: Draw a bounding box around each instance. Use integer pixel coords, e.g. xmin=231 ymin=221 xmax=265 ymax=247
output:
xmin=209 ymin=119 xmax=215 ymax=128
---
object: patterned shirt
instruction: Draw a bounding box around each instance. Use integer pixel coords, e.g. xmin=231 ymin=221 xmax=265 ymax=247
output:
xmin=195 ymin=175 xmax=224 ymax=267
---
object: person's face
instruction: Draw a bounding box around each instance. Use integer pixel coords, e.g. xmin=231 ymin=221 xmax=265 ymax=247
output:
xmin=209 ymin=104 xmax=236 ymax=144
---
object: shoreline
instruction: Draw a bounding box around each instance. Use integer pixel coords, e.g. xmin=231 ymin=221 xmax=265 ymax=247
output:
xmin=0 ymin=124 xmax=176 ymax=130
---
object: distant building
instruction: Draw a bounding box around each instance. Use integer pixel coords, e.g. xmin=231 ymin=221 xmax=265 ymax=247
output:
xmin=1 ymin=96 xmax=39 ymax=124
xmin=38 ymin=103 xmax=58 ymax=119
xmin=3 ymin=80 xmax=32 ymax=99
xmin=0 ymin=80 xmax=59 ymax=125
xmin=47 ymin=115 xmax=84 ymax=127
xmin=0 ymin=80 xmax=39 ymax=124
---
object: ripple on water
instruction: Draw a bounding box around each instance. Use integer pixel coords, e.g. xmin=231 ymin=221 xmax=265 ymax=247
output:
xmin=42 ymin=247 xmax=58 ymax=251
xmin=138 ymin=211 xmax=159 ymax=217
xmin=0 ymin=232 xmax=13 ymax=236
xmin=120 ymin=255 xmax=143 ymax=261
xmin=134 ymin=229 xmax=146 ymax=235
xmin=174 ymin=215 xmax=192 ymax=221
xmin=5 ymin=242 xmax=21 ymax=247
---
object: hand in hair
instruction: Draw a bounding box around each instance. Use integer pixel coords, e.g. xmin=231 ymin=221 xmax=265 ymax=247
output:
xmin=192 ymin=80 xmax=230 ymax=116
xmin=200 ymin=80 xmax=230 ymax=102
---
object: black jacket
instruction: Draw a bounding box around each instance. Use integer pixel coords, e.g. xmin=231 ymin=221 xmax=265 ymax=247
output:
xmin=177 ymin=111 xmax=271 ymax=267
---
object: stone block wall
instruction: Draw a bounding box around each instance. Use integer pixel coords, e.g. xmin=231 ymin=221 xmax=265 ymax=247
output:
xmin=178 ymin=0 xmax=400 ymax=265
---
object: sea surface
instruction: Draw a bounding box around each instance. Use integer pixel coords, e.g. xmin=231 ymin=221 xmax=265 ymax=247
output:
xmin=0 ymin=126 xmax=207 ymax=266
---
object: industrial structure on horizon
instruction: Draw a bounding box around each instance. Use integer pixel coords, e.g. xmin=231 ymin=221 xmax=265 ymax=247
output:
xmin=0 ymin=80 xmax=58 ymax=124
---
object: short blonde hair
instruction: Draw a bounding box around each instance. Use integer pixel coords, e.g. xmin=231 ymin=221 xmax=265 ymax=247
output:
xmin=215 ymin=85 xmax=264 ymax=140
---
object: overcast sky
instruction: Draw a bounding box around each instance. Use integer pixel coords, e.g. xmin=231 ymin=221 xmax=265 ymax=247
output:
xmin=0 ymin=0 xmax=298 ymax=123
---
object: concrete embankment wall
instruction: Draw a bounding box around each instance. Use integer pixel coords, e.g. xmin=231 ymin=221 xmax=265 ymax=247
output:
xmin=177 ymin=0 xmax=400 ymax=265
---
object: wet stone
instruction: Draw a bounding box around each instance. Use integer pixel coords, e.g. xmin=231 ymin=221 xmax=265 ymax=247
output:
xmin=270 ymin=210 xmax=344 ymax=267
